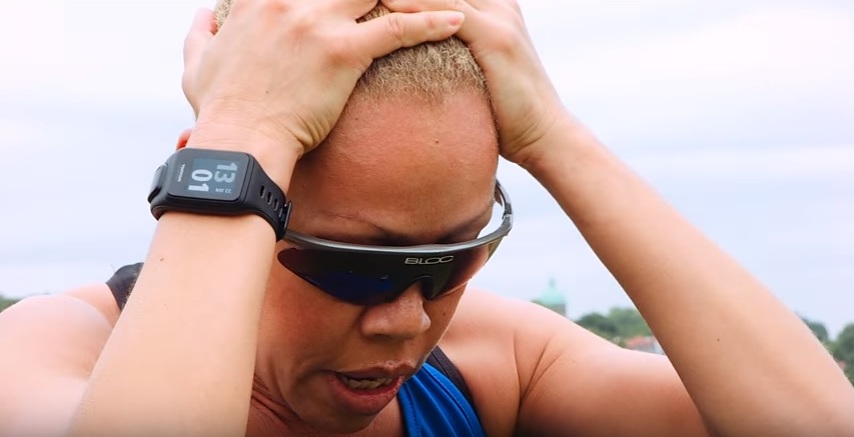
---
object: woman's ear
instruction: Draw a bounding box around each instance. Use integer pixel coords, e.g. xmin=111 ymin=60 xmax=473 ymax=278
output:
xmin=176 ymin=128 xmax=192 ymax=149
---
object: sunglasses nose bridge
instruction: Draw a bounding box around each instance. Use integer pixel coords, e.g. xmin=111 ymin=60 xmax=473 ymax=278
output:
xmin=416 ymin=276 xmax=438 ymax=299
xmin=390 ymin=275 xmax=435 ymax=303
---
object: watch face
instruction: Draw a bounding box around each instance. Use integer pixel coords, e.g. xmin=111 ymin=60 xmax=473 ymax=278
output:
xmin=167 ymin=151 xmax=249 ymax=202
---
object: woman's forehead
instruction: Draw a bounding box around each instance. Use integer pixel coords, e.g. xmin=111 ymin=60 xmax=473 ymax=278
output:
xmin=287 ymin=170 xmax=496 ymax=244
xmin=323 ymin=92 xmax=498 ymax=161
xmin=285 ymin=92 xmax=499 ymax=240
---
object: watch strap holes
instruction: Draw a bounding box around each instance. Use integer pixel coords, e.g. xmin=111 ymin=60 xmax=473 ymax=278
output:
xmin=259 ymin=185 xmax=274 ymax=204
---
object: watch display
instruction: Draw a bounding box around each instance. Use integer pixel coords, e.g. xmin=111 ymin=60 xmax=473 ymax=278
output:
xmin=148 ymin=148 xmax=291 ymax=239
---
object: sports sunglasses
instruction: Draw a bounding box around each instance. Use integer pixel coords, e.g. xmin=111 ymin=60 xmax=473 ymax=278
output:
xmin=277 ymin=182 xmax=513 ymax=306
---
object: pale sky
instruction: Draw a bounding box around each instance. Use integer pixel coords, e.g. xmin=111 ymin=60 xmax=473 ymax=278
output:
xmin=1 ymin=0 xmax=852 ymax=335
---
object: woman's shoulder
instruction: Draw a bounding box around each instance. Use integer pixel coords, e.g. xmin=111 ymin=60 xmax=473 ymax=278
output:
xmin=445 ymin=287 xmax=580 ymax=349
xmin=0 ymin=283 xmax=119 ymax=363
xmin=441 ymin=287 xmax=626 ymax=435
xmin=1 ymin=283 xmax=118 ymax=333
xmin=0 ymin=285 xmax=117 ymax=434
xmin=0 ymin=282 xmax=119 ymax=380
xmin=437 ymin=288 xmax=565 ymax=435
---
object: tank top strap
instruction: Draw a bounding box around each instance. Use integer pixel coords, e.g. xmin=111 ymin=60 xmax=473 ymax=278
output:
xmin=398 ymin=362 xmax=485 ymax=437
xmin=105 ymin=262 xmax=144 ymax=310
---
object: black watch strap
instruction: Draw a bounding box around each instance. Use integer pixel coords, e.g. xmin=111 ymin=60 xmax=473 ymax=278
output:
xmin=148 ymin=148 xmax=292 ymax=240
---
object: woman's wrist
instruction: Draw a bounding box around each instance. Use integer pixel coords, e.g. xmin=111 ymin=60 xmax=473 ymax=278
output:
xmin=517 ymin=113 xmax=602 ymax=182
xmin=187 ymin=118 xmax=301 ymax=193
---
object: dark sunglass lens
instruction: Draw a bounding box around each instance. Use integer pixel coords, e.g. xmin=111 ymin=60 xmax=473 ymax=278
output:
xmin=279 ymin=249 xmax=403 ymax=305
xmin=278 ymin=236 xmax=504 ymax=305
xmin=302 ymin=271 xmax=399 ymax=306
xmin=422 ymin=245 xmax=494 ymax=299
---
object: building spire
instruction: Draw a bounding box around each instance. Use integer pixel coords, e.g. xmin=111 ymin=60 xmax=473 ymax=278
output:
xmin=531 ymin=277 xmax=566 ymax=317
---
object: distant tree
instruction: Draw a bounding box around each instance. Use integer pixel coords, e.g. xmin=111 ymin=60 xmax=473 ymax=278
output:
xmin=0 ymin=295 xmax=20 ymax=312
xmin=800 ymin=316 xmax=830 ymax=344
xmin=575 ymin=312 xmax=619 ymax=342
xmin=607 ymin=307 xmax=652 ymax=338
xmin=575 ymin=307 xmax=654 ymax=346
xmin=830 ymin=323 xmax=854 ymax=386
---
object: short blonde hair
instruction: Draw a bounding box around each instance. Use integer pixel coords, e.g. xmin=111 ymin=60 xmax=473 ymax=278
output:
xmin=213 ymin=1 xmax=486 ymax=100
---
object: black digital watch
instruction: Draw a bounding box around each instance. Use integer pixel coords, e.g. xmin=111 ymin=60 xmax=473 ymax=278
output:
xmin=148 ymin=148 xmax=291 ymax=240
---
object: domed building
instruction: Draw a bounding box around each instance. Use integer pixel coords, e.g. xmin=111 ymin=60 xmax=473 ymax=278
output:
xmin=531 ymin=278 xmax=566 ymax=317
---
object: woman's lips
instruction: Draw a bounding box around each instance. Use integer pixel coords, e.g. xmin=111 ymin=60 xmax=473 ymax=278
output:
xmin=337 ymin=374 xmax=396 ymax=390
xmin=325 ymin=371 xmax=407 ymax=416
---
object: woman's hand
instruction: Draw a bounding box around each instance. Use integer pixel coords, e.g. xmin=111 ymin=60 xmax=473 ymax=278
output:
xmin=181 ymin=0 xmax=465 ymax=158
xmin=383 ymin=0 xmax=568 ymax=165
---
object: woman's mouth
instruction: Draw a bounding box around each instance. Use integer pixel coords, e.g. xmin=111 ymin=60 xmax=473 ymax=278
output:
xmin=336 ymin=374 xmax=396 ymax=390
xmin=327 ymin=372 xmax=406 ymax=416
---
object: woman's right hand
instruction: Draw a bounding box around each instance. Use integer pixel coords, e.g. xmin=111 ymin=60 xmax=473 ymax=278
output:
xmin=180 ymin=0 xmax=465 ymax=159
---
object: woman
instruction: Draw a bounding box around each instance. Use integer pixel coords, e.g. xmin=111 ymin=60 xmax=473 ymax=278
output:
xmin=1 ymin=0 xmax=852 ymax=435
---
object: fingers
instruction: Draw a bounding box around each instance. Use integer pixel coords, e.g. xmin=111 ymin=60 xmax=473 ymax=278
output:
xmin=182 ymin=8 xmax=217 ymax=115
xmin=381 ymin=0 xmax=489 ymax=42
xmin=183 ymin=8 xmax=216 ymax=70
xmin=356 ymin=10 xmax=465 ymax=58
xmin=175 ymin=129 xmax=193 ymax=150
xmin=381 ymin=0 xmax=467 ymax=13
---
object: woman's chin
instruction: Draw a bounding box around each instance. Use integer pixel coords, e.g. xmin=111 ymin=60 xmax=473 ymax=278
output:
xmin=298 ymin=410 xmax=377 ymax=435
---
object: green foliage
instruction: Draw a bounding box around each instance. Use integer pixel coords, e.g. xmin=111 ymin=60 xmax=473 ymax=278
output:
xmin=575 ymin=307 xmax=652 ymax=345
xmin=0 ymin=294 xmax=20 ymax=312
xmin=830 ymin=324 xmax=854 ymax=363
xmin=829 ymin=323 xmax=854 ymax=386
xmin=801 ymin=316 xmax=830 ymax=344
xmin=606 ymin=307 xmax=652 ymax=338
xmin=576 ymin=313 xmax=619 ymax=340
xmin=577 ymin=309 xmax=851 ymax=386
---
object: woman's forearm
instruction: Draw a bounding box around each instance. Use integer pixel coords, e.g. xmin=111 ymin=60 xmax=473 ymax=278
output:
xmin=522 ymin=114 xmax=854 ymax=435
xmin=69 ymin=130 xmax=299 ymax=436
xmin=69 ymin=213 xmax=275 ymax=436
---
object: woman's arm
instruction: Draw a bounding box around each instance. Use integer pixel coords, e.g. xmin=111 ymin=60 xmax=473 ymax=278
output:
xmin=69 ymin=196 xmax=285 ymax=436
xmin=522 ymin=115 xmax=854 ymax=436
xmin=380 ymin=0 xmax=854 ymax=434
xmin=67 ymin=2 xmax=465 ymax=435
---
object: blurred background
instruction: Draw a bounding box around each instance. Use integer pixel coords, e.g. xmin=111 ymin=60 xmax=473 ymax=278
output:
xmin=1 ymin=1 xmax=852 ymax=365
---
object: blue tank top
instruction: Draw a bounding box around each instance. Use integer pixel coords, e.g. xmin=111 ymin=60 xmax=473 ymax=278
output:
xmin=398 ymin=363 xmax=486 ymax=437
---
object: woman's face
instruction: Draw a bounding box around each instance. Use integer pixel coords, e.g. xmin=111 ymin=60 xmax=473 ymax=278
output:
xmin=254 ymin=93 xmax=500 ymax=433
